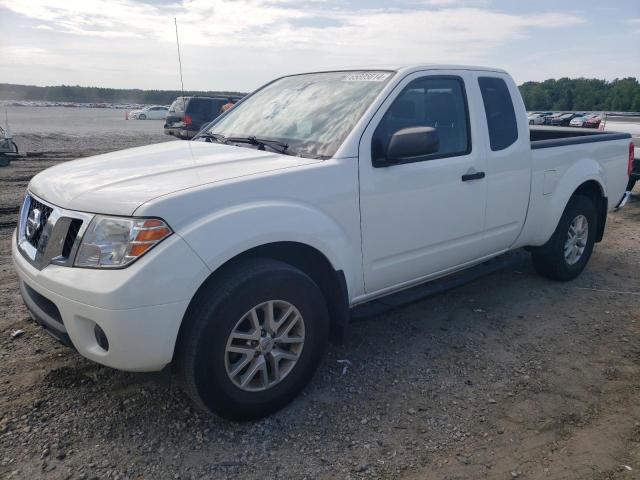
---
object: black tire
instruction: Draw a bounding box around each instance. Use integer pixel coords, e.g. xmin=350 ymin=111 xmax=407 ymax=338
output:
xmin=138 ymin=114 xmax=146 ymax=120
xmin=531 ymin=194 xmax=597 ymax=281
xmin=175 ymin=258 xmax=330 ymax=420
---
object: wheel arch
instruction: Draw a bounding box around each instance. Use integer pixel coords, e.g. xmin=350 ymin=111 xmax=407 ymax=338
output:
xmin=173 ymin=241 xmax=351 ymax=365
xmin=572 ymin=179 xmax=607 ymax=242
xmin=523 ymin=158 xmax=608 ymax=248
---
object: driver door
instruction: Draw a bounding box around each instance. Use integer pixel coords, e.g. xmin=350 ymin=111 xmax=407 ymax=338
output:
xmin=358 ymin=71 xmax=488 ymax=294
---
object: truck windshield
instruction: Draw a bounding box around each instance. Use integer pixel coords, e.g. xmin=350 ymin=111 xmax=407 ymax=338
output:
xmin=200 ymin=71 xmax=394 ymax=159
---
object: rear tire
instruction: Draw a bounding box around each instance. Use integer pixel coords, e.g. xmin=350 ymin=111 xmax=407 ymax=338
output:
xmin=175 ymin=258 xmax=329 ymax=420
xmin=531 ymin=194 xmax=597 ymax=281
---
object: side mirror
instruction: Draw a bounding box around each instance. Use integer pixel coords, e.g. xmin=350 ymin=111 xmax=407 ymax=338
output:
xmin=384 ymin=127 xmax=440 ymax=165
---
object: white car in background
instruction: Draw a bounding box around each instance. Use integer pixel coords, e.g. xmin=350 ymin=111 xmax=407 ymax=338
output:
xmin=129 ymin=105 xmax=168 ymax=120
xmin=527 ymin=113 xmax=546 ymax=125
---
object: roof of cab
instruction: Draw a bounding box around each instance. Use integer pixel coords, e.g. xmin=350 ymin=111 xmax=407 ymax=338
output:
xmin=303 ymin=64 xmax=508 ymax=75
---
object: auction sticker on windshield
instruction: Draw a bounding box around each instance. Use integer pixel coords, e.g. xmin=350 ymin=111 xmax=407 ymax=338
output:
xmin=343 ymin=72 xmax=391 ymax=82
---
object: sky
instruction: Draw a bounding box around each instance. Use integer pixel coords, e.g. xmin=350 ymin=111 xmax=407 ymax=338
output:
xmin=0 ymin=0 xmax=638 ymax=92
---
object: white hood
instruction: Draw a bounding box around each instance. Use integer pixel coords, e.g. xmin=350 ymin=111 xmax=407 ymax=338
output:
xmin=29 ymin=140 xmax=319 ymax=215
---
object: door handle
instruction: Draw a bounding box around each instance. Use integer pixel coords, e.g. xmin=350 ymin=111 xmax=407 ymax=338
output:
xmin=461 ymin=171 xmax=485 ymax=182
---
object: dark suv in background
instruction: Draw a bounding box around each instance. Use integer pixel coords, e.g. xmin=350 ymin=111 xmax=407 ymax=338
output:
xmin=164 ymin=96 xmax=239 ymax=139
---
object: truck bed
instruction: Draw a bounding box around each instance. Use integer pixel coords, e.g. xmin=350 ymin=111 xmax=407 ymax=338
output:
xmin=518 ymin=126 xmax=632 ymax=249
xmin=530 ymin=126 xmax=630 ymax=149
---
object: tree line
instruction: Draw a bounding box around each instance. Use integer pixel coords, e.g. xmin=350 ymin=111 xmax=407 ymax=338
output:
xmin=519 ymin=77 xmax=640 ymax=112
xmin=0 ymin=83 xmax=246 ymax=105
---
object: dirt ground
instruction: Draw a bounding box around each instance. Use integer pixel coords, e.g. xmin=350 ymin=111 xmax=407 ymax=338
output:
xmin=1 ymin=133 xmax=640 ymax=480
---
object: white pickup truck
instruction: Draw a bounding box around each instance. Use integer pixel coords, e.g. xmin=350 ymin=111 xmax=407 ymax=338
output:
xmin=13 ymin=65 xmax=634 ymax=419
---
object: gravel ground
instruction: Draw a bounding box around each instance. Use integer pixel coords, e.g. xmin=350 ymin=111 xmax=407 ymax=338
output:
xmin=1 ymin=124 xmax=640 ymax=480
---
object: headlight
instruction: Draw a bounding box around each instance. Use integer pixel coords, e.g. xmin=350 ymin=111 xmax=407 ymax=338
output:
xmin=74 ymin=216 xmax=172 ymax=268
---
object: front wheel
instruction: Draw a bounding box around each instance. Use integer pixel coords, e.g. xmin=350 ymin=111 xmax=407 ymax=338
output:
xmin=531 ymin=195 xmax=597 ymax=281
xmin=138 ymin=114 xmax=146 ymax=120
xmin=175 ymin=258 xmax=329 ymax=420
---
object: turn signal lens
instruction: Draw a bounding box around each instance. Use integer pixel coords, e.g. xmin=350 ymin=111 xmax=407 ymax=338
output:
xmin=74 ymin=216 xmax=172 ymax=268
xmin=629 ymin=142 xmax=635 ymax=178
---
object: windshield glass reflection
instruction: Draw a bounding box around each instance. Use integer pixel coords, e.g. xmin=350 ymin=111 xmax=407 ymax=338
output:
xmin=202 ymin=71 xmax=394 ymax=159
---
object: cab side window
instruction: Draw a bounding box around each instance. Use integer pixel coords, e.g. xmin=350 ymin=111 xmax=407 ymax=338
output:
xmin=372 ymin=76 xmax=471 ymax=164
xmin=478 ymin=77 xmax=518 ymax=151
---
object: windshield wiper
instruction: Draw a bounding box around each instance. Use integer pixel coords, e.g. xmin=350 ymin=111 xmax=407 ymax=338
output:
xmin=227 ymin=136 xmax=289 ymax=155
xmin=198 ymin=133 xmax=293 ymax=155
xmin=197 ymin=132 xmax=227 ymax=143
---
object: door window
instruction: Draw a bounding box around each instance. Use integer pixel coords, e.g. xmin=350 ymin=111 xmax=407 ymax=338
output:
xmin=372 ymin=76 xmax=471 ymax=164
xmin=478 ymin=77 xmax=518 ymax=151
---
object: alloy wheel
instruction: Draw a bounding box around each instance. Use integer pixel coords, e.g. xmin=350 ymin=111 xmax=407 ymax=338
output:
xmin=224 ymin=300 xmax=305 ymax=392
xmin=564 ymin=214 xmax=588 ymax=265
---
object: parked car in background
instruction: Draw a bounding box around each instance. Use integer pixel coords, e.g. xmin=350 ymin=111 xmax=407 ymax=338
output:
xmin=569 ymin=115 xmax=589 ymax=127
xmin=13 ymin=65 xmax=633 ymax=420
xmin=585 ymin=115 xmax=602 ymax=128
xmin=539 ymin=111 xmax=553 ymax=121
xmin=544 ymin=112 xmax=565 ymax=125
xmin=528 ymin=113 xmax=546 ymax=125
xmin=569 ymin=114 xmax=600 ymax=128
xmin=129 ymin=105 xmax=168 ymax=120
xmin=549 ymin=113 xmax=585 ymax=126
xmin=164 ymin=96 xmax=240 ymax=139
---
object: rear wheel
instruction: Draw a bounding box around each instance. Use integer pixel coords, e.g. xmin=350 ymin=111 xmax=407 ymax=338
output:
xmin=175 ymin=258 xmax=329 ymax=420
xmin=531 ymin=194 xmax=597 ymax=281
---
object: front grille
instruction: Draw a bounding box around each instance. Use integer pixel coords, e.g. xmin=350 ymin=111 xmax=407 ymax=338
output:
xmin=26 ymin=196 xmax=53 ymax=248
xmin=62 ymin=219 xmax=83 ymax=258
xmin=17 ymin=193 xmax=93 ymax=270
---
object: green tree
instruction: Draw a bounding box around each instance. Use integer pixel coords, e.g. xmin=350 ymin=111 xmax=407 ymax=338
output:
xmin=518 ymin=77 xmax=639 ymax=111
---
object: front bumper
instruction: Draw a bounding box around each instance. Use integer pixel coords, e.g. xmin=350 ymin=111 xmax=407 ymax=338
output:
xmin=12 ymin=232 xmax=210 ymax=372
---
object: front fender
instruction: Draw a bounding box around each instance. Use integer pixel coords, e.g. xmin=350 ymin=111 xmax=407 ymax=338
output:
xmin=177 ymin=199 xmax=362 ymax=299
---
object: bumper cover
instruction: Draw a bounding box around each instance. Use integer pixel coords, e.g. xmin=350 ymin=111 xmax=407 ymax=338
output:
xmin=12 ymin=232 xmax=210 ymax=372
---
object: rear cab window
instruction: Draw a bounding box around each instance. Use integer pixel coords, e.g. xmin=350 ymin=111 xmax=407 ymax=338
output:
xmin=478 ymin=77 xmax=518 ymax=151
